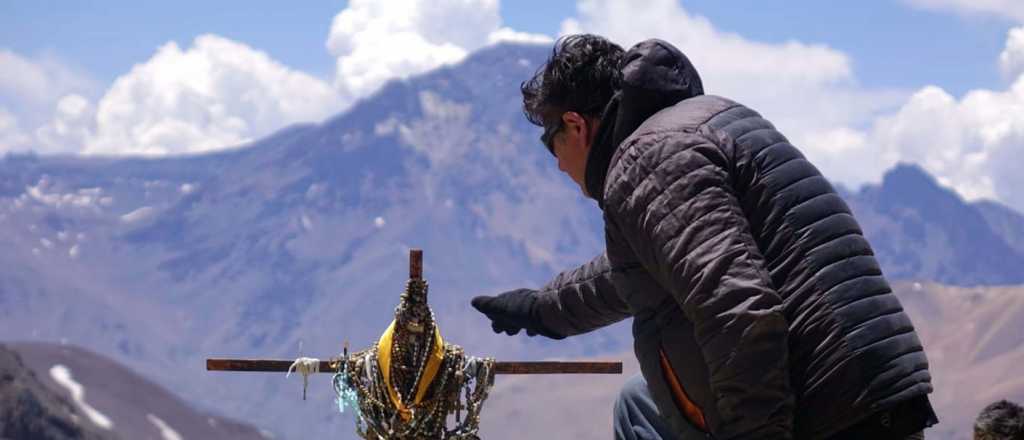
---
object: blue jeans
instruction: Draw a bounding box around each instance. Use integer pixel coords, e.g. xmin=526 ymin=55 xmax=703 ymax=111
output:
xmin=614 ymin=374 xmax=707 ymax=440
xmin=614 ymin=374 xmax=928 ymax=440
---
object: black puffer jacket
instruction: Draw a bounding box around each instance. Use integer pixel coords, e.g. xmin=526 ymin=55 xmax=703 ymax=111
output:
xmin=534 ymin=40 xmax=933 ymax=439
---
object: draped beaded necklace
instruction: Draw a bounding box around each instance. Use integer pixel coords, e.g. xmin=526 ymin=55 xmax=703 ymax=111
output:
xmin=334 ymin=250 xmax=496 ymax=439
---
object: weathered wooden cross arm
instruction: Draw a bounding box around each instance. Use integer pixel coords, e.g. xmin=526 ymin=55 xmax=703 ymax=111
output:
xmin=206 ymin=249 xmax=622 ymax=377
xmin=206 ymin=358 xmax=622 ymax=375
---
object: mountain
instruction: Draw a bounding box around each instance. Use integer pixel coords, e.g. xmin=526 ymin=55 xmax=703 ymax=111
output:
xmin=0 ymin=42 xmax=619 ymax=439
xmin=974 ymin=199 xmax=1024 ymax=256
xmin=0 ymin=344 xmax=114 ymax=440
xmin=3 ymin=342 xmax=266 ymax=440
xmin=843 ymin=163 xmax=1024 ymax=286
xmin=1 ymin=41 xmax=1023 ymax=439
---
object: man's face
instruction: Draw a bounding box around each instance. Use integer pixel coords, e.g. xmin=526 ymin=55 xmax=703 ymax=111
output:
xmin=545 ymin=112 xmax=598 ymax=198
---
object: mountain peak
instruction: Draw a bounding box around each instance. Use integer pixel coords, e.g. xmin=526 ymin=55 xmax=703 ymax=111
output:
xmin=880 ymin=162 xmax=945 ymax=198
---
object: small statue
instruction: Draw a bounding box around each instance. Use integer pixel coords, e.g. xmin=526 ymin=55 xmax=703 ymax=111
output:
xmin=333 ymin=249 xmax=495 ymax=439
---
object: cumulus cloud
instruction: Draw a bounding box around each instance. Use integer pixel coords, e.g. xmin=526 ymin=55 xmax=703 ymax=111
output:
xmin=561 ymin=0 xmax=908 ymax=185
xmin=1000 ymin=27 xmax=1024 ymax=79
xmin=0 ymin=50 xmax=95 ymax=113
xmin=326 ymin=0 xmax=550 ymax=103
xmin=871 ymin=78 xmax=1024 ymax=210
xmin=903 ymin=0 xmax=1024 ymax=22
xmin=843 ymin=26 xmax=1024 ymax=212
xmin=35 ymin=94 xmax=94 ymax=154
xmin=0 ymin=107 xmax=31 ymax=153
xmin=0 ymin=50 xmax=96 ymax=154
xmin=85 ymin=35 xmax=343 ymax=156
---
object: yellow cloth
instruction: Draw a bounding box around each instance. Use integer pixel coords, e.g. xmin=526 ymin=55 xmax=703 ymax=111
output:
xmin=376 ymin=319 xmax=445 ymax=421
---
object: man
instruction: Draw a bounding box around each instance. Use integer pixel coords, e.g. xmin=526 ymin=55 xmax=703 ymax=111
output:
xmin=974 ymin=400 xmax=1024 ymax=440
xmin=471 ymin=34 xmax=938 ymax=439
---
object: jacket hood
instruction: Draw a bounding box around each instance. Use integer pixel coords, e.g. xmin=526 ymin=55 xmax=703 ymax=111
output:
xmin=585 ymin=39 xmax=704 ymax=207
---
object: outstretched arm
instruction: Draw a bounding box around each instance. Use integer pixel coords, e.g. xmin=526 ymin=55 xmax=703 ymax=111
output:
xmin=472 ymin=252 xmax=635 ymax=339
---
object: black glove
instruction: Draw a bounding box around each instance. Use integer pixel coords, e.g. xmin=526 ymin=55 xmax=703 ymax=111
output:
xmin=471 ymin=289 xmax=565 ymax=339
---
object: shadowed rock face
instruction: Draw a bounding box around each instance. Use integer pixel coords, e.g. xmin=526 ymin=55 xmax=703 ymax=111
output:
xmin=0 ymin=344 xmax=115 ymax=440
xmin=7 ymin=342 xmax=268 ymax=440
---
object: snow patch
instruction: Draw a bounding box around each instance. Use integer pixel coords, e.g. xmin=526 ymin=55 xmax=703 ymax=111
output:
xmin=25 ymin=181 xmax=104 ymax=209
xmin=49 ymin=365 xmax=114 ymax=430
xmin=374 ymin=117 xmax=399 ymax=136
xmin=121 ymin=206 xmax=156 ymax=223
xmin=147 ymin=414 xmax=184 ymax=440
xmin=305 ymin=183 xmax=325 ymax=200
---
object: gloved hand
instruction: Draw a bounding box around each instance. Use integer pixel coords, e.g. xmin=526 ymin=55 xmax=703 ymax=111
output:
xmin=471 ymin=288 xmax=565 ymax=339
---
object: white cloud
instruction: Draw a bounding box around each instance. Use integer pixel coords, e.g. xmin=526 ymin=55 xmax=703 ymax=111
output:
xmin=0 ymin=107 xmax=31 ymax=153
xmin=1000 ymin=27 xmax=1024 ymax=79
xmin=858 ymin=27 xmax=1024 ymax=212
xmin=488 ymin=27 xmax=555 ymax=45
xmin=904 ymin=0 xmax=1024 ymax=22
xmin=0 ymin=50 xmax=95 ymax=112
xmin=561 ymin=0 xmax=908 ymax=186
xmin=35 ymin=94 xmax=94 ymax=154
xmin=326 ymin=0 xmax=549 ymax=102
xmin=870 ymin=78 xmax=1024 ymax=209
xmin=0 ymin=50 xmax=96 ymax=154
xmin=85 ymin=35 xmax=343 ymax=156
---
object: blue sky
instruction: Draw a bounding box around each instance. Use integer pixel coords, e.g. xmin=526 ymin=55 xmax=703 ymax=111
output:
xmin=2 ymin=1 xmax=1016 ymax=96
xmin=2 ymin=0 xmax=1024 ymax=211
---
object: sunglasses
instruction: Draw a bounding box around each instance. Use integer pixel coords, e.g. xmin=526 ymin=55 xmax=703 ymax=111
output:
xmin=540 ymin=118 xmax=564 ymax=157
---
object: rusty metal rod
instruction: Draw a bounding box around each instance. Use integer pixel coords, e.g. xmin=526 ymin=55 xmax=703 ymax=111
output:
xmin=206 ymin=358 xmax=622 ymax=375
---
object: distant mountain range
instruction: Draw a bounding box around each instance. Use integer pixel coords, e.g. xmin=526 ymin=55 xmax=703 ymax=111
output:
xmin=841 ymin=164 xmax=1024 ymax=286
xmin=2 ymin=42 xmax=1023 ymax=439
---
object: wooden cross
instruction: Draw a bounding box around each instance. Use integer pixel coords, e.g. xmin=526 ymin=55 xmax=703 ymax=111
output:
xmin=206 ymin=249 xmax=622 ymax=376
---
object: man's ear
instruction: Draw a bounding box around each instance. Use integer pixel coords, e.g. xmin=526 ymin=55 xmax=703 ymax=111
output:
xmin=562 ymin=112 xmax=587 ymax=144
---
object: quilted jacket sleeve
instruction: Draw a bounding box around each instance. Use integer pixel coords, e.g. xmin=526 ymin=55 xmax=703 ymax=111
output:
xmin=609 ymin=129 xmax=794 ymax=439
xmin=532 ymin=252 xmax=634 ymax=338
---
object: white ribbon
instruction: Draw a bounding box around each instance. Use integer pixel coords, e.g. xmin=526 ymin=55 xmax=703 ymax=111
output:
xmin=287 ymin=357 xmax=320 ymax=400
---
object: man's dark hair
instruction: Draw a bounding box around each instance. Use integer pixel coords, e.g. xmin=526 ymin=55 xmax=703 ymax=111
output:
xmin=521 ymin=34 xmax=625 ymax=128
xmin=975 ymin=400 xmax=1024 ymax=440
